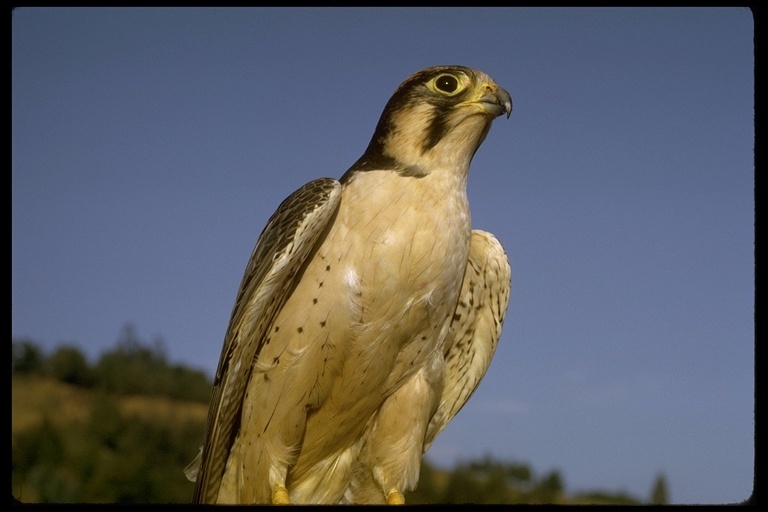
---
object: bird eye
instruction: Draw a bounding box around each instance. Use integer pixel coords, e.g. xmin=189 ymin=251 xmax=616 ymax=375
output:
xmin=433 ymin=74 xmax=460 ymax=94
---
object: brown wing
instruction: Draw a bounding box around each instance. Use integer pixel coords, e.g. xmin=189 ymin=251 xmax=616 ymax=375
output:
xmin=188 ymin=177 xmax=342 ymax=503
xmin=424 ymin=229 xmax=511 ymax=451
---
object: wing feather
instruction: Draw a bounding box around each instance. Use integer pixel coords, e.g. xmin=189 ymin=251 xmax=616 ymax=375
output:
xmin=189 ymin=177 xmax=342 ymax=503
xmin=424 ymin=230 xmax=511 ymax=451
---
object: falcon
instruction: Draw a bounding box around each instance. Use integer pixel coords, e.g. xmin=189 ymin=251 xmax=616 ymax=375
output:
xmin=185 ymin=65 xmax=512 ymax=504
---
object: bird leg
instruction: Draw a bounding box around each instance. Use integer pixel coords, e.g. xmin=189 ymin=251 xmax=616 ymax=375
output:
xmin=272 ymin=484 xmax=290 ymax=504
xmin=386 ymin=489 xmax=405 ymax=505
xmin=347 ymin=366 xmax=439 ymax=505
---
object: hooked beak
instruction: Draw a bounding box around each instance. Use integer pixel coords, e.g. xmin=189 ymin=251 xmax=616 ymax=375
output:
xmin=477 ymin=84 xmax=512 ymax=119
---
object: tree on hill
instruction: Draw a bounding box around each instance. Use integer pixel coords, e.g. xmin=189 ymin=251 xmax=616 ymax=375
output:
xmin=650 ymin=473 xmax=669 ymax=504
xmin=12 ymin=339 xmax=45 ymax=375
xmin=48 ymin=345 xmax=94 ymax=387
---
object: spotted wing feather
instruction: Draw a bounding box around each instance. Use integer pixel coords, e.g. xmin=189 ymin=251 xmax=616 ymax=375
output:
xmin=189 ymin=177 xmax=342 ymax=503
xmin=424 ymin=229 xmax=511 ymax=451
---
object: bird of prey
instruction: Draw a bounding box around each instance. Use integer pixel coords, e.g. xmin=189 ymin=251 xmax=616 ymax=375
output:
xmin=185 ymin=65 xmax=512 ymax=504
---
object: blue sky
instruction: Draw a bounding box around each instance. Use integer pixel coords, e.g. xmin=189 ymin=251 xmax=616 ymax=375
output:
xmin=12 ymin=8 xmax=754 ymax=504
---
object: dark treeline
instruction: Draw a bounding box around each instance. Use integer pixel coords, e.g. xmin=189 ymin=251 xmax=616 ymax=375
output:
xmin=12 ymin=325 xmax=211 ymax=403
xmin=12 ymin=331 xmax=666 ymax=504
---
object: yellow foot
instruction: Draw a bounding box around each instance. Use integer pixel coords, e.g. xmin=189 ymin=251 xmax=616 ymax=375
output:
xmin=386 ymin=490 xmax=405 ymax=505
xmin=272 ymin=484 xmax=290 ymax=504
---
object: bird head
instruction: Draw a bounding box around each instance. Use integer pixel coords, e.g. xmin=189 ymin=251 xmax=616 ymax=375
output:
xmin=348 ymin=66 xmax=512 ymax=179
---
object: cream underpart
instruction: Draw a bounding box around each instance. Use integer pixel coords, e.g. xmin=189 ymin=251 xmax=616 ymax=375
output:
xmin=217 ymin=165 xmax=471 ymax=504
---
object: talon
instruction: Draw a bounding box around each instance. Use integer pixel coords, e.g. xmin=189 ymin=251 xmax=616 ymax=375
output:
xmin=272 ymin=484 xmax=290 ymax=504
xmin=386 ymin=489 xmax=405 ymax=505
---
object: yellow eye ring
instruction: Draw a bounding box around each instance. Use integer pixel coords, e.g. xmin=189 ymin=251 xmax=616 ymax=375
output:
xmin=430 ymin=73 xmax=465 ymax=96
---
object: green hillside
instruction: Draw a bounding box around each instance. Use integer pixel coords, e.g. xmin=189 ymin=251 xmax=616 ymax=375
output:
xmin=12 ymin=337 xmax=660 ymax=504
